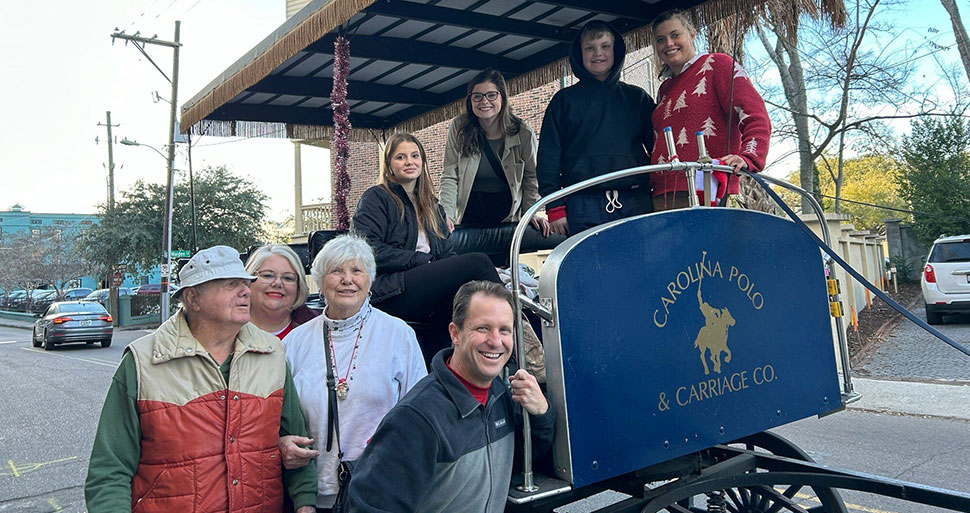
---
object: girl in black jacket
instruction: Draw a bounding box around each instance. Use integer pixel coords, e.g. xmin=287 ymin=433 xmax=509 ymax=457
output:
xmin=352 ymin=133 xmax=501 ymax=327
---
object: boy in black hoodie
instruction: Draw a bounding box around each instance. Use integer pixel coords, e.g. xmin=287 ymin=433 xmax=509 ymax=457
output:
xmin=537 ymin=20 xmax=656 ymax=235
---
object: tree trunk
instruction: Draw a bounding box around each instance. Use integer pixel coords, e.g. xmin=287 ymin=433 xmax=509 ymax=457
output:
xmin=757 ymin=23 xmax=815 ymax=213
xmin=941 ymin=0 xmax=970 ymax=81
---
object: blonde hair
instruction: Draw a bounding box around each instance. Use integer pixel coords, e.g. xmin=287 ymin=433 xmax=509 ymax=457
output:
xmin=378 ymin=133 xmax=446 ymax=238
xmin=651 ymin=9 xmax=698 ymax=77
xmin=244 ymin=244 xmax=309 ymax=310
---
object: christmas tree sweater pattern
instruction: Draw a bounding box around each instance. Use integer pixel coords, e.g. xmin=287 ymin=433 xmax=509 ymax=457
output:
xmin=650 ymin=53 xmax=771 ymax=198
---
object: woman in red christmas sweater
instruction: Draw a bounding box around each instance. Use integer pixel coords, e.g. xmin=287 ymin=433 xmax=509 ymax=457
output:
xmin=649 ymin=10 xmax=771 ymax=210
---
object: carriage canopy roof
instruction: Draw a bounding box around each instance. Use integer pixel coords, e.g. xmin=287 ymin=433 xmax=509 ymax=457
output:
xmin=181 ymin=0 xmax=758 ymax=141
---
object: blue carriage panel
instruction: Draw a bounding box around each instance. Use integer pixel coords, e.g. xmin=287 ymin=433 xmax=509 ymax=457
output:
xmin=539 ymin=208 xmax=842 ymax=488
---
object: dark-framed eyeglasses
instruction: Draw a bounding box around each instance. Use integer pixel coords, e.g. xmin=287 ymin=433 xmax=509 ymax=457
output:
xmin=256 ymin=270 xmax=299 ymax=285
xmin=470 ymin=91 xmax=500 ymax=103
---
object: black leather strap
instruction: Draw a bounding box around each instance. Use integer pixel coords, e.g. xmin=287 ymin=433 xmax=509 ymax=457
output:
xmin=322 ymin=324 xmax=344 ymax=459
xmin=480 ymin=135 xmax=511 ymax=190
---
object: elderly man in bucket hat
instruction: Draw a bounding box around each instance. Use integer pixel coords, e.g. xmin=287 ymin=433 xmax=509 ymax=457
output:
xmin=85 ymin=246 xmax=317 ymax=513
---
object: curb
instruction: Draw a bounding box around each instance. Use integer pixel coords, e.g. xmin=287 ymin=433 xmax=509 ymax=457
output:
xmin=847 ymin=377 xmax=970 ymax=421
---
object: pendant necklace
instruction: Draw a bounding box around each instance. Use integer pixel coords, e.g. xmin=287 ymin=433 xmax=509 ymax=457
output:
xmin=329 ymin=321 xmax=364 ymax=400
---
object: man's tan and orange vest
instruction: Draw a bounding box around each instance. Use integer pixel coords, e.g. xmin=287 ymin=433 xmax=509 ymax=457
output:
xmin=126 ymin=311 xmax=286 ymax=513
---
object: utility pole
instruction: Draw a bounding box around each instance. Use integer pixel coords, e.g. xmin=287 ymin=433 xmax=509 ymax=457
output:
xmin=111 ymin=22 xmax=181 ymax=324
xmin=97 ymin=112 xmax=119 ymax=212
xmin=97 ymin=111 xmax=121 ymax=326
xmin=187 ymin=132 xmax=197 ymax=253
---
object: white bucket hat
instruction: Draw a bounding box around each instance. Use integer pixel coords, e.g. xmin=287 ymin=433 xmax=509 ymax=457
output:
xmin=174 ymin=245 xmax=255 ymax=298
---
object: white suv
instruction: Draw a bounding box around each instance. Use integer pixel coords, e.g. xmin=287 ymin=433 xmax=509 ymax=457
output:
xmin=921 ymin=235 xmax=970 ymax=324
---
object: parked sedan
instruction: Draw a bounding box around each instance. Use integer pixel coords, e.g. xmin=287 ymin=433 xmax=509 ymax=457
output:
xmin=136 ymin=283 xmax=180 ymax=295
xmin=32 ymin=301 xmax=113 ymax=350
xmin=5 ymin=290 xmax=28 ymax=310
xmin=61 ymin=287 xmax=94 ymax=301
xmin=83 ymin=288 xmax=135 ymax=304
xmin=30 ymin=289 xmax=59 ymax=314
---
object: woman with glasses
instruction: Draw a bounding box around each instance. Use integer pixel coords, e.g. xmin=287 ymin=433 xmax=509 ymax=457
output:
xmin=440 ymin=68 xmax=563 ymax=266
xmin=244 ymin=244 xmax=318 ymax=339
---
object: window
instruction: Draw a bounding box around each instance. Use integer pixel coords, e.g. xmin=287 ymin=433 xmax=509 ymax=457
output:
xmin=80 ymin=220 xmax=93 ymax=225
xmin=30 ymin=219 xmax=42 ymax=225
xmin=53 ymin=220 xmax=69 ymax=226
xmin=30 ymin=228 xmax=40 ymax=236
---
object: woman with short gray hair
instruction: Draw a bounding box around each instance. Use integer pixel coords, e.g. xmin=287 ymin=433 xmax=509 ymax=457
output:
xmin=245 ymin=244 xmax=318 ymax=339
xmin=279 ymin=233 xmax=427 ymax=511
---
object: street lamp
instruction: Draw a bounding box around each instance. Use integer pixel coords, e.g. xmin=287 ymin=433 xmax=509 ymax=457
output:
xmin=123 ymin=138 xmax=198 ymax=254
xmin=121 ymin=137 xmax=175 ymax=322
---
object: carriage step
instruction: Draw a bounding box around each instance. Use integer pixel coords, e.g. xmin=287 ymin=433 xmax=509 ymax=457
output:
xmin=507 ymin=473 xmax=572 ymax=505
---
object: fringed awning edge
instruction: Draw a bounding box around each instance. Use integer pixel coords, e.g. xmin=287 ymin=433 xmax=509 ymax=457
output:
xmin=181 ymin=0 xmax=377 ymax=130
xmin=188 ymin=120 xmax=383 ymax=142
xmin=186 ymin=0 xmax=770 ymax=140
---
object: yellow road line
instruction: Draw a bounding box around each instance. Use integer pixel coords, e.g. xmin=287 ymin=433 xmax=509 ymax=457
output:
xmin=795 ymin=491 xmax=902 ymax=513
xmin=8 ymin=460 xmax=19 ymax=477
xmin=47 ymin=498 xmax=62 ymax=511
xmin=21 ymin=347 xmax=117 ymax=368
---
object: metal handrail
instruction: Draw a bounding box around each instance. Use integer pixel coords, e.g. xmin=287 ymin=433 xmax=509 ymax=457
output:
xmin=507 ymin=162 xmax=849 ymax=492
xmin=748 ymin=173 xmax=855 ymax=399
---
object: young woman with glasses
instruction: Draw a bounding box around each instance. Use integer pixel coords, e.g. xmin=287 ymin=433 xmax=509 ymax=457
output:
xmin=244 ymin=244 xmax=318 ymax=339
xmin=439 ymin=68 xmax=564 ymax=266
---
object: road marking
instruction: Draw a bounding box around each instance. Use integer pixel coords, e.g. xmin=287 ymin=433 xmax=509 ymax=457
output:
xmin=0 ymin=457 xmax=77 ymax=478
xmin=0 ymin=340 xmax=19 ymax=344
xmin=47 ymin=498 xmax=62 ymax=511
xmin=795 ymin=491 xmax=902 ymax=513
xmin=20 ymin=348 xmax=117 ymax=368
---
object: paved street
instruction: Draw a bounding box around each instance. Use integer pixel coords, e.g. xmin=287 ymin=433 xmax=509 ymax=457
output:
xmin=855 ymin=305 xmax=970 ymax=381
xmin=0 ymin=325 xmax=148 ymax=513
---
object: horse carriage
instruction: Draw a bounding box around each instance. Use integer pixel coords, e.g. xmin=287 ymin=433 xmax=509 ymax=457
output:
xmin=500 ymin=162 xmax=970 ymax=512
xmin=180 ymin=0 xmax=970 ymax=511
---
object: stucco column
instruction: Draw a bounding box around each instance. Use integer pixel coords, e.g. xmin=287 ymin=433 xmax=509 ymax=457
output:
xmin=294 ymin=142 xmax=304 ymax=235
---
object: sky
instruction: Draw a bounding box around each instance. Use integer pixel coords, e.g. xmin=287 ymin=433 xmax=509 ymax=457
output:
xmin=0 ymin=0 xmax=331 ymax=220
xmin=0 ymin=1 xmax=965 ymax=220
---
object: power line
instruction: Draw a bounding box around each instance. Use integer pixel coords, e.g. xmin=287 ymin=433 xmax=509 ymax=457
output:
xmin=812 ymin=192 xmax=970 ymax=222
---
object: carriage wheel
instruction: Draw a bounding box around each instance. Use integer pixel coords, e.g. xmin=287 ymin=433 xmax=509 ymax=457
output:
xmin=690 ymin=431 xmax=847 ymax=513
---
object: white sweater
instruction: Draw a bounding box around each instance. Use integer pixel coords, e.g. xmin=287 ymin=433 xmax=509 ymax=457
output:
xmin=282 ymin=301 xmax=427 ymax=508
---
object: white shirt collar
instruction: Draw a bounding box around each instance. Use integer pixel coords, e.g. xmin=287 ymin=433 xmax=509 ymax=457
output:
xmin=661 ymin=52 xmax=708 ymax=79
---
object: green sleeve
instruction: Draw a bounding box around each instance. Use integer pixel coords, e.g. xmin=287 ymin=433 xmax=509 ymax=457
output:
xmin=85 ymin=352 xmax=141 ymax=513
xmin=280 ymin=361 xmax=318 ymax=509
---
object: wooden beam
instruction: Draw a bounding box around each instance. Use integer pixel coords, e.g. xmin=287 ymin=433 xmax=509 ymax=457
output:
xmin=248 ymin=75 xmax=443 ymax=106
xmin=307 ymin=35 xmax=527 ymax=74
xmin=365 ymin=2 xmax=576 ymax=43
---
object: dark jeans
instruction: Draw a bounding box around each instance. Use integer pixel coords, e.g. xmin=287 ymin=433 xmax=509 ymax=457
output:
xmin=377 ymin=252 xmax=500 ymax=324
xmin=450 ymin=223 xmax=566 ymax=267
xmin=376 ymin=252 xmax=501 ymax=365
xmin=565 ymin=188 xmax=653 ymax=233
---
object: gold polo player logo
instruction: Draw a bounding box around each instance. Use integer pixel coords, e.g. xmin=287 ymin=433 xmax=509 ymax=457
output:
xmin=694 ymin=251 xmax=735 ymax=375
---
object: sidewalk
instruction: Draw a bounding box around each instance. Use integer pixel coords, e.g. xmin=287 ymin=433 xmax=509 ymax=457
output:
xmin=0 ymin=317 xmax=35 ymax=330
xmin=846 ymin=376 xmax=970 ymax=421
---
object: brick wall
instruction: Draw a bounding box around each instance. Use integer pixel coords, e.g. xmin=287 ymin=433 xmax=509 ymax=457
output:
xmin=334 ymin=48 xmax=655 ymax=218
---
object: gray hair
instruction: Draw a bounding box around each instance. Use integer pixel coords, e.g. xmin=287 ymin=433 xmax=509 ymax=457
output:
xmin=452 ymin=280 xmax=514 ymax=329
xmin=311 ymin=234 xmax=377 ymax=289
xmin=244 ymin=244 xmax=309 ymax=310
